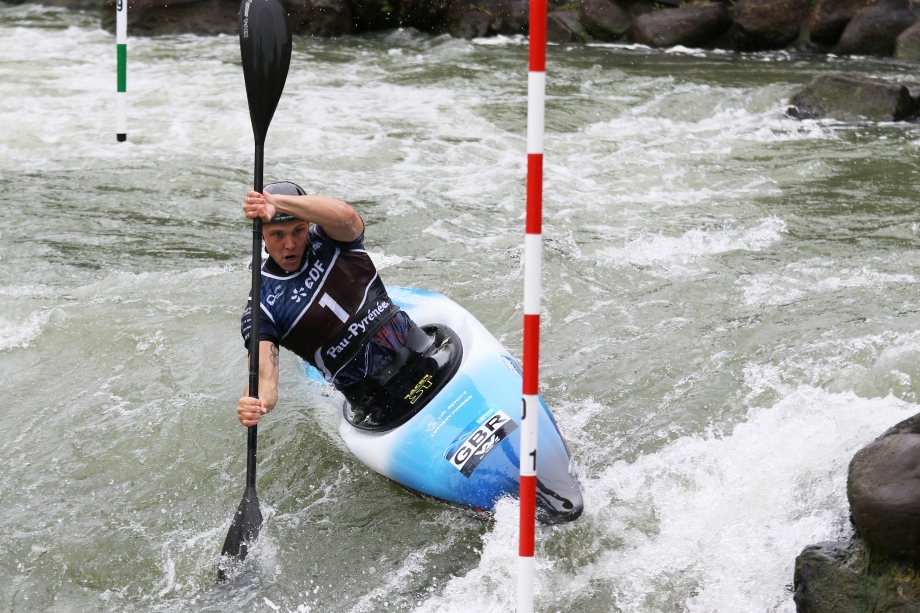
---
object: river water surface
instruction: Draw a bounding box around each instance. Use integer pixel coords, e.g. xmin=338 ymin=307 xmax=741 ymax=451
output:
xmin=3 ymin=5 xmax=920 ymax=612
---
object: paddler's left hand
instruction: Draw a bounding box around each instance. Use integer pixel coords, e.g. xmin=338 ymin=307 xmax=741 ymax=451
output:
xmin=237 ymin=395 xmax=272 ymax=427
xmin=243 ymin=190 xmax=277 ymax=223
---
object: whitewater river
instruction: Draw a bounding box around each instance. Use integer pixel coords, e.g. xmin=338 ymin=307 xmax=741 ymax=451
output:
xmin=3 ymin=4 xmax=920 ymax=611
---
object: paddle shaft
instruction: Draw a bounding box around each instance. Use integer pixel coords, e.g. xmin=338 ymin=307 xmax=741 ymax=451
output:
xmin=218 ymin=0 xmax=289 ymax=579
xmin=247 ymin=143 xmax=264 ymax=489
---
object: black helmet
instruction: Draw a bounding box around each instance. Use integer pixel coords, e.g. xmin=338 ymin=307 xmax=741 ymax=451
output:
xmin=263 ymin=181 xmax=306 ymax=224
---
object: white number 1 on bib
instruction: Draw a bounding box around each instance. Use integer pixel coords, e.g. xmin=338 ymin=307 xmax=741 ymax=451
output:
xmin=319 ymin=293 xmax=350 ymax=323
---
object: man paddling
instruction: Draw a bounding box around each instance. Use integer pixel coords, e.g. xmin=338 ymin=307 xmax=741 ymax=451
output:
xmin=237 ymin=181 xmax=416 ymax=427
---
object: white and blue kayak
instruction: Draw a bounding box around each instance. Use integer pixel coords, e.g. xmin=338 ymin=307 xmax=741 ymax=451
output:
xmin=300 ymin=287 xmax=583 ymax=523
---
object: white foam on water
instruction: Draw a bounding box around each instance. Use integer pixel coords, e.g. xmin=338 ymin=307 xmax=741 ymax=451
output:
xmin=0 ymin=16 xmax=252 ymax=170
xmin=743 ymin=329 xmax=920 ymax=406
xmin=411 ymin=499 xmax=520 ymax=613
xmin=69 ymin=265 xmax=240 ymax=301
xmin=541 ymin=89 xmax=833 ymax=232
xmin=342 ymin=532 xmax=456 ymax=613
xmin=0 ymin=284 xmax=57 ymax=299
xmin=472 ymin=34 xmax=527 ymax=47
xmin=596 ymin=217 xmax=786 ymax=272
xmin=741 ymin=258 xmax=918 ymax=307
xmin=367 ymin=250 xmax=406 ymax=270
xmin=664 ymin=45 xmax=709 ymax=58
xmin=0 ymin=308 xmax=53 ymax=351
xmin=587 ymin=42 xmax=654 ymax=52
xmin=585 ymin=102 xmax=833 ymax=152
xmin=414 ymin=388 xmax=916 ymax=613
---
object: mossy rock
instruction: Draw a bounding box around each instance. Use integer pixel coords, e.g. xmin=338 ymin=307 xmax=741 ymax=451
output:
xmin=794 ymin=539 xmax=920 ymax=613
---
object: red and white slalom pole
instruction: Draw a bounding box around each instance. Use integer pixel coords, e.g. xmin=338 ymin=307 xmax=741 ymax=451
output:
xmin=518 ymin=0 xmax=546 ymax=610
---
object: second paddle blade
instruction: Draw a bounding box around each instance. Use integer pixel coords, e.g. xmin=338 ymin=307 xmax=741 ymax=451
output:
xmin=217 ymin=485 xmax=263 ymax=581
xmin=239 ymin=0 xmax=292 ymax=146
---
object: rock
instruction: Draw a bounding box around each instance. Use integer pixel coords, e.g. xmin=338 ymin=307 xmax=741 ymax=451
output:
xmin=452 ymin=9 xmax=491 ymax=38
xmin=101 ymin=0 xmax=354 ymax=36
xmin=793 ymin=541 xmax=867 ymax=613
xmin=400 ymin=0 xmax=452 ymax=31
xmin=793 ymin=539 xmax=920 ymax=613
xmin=507 ymin=0 xmax=528 ymax=33
xmin=849 ymin=432 xmax=920 ymax=562
xmin=787 ymin=74 xmax=920 ymax=122
xmin=101 ymin=0 xmax=240 ymax=36
xmin=897 ymin=22 xmax=920 ymax=60
xmin=810 ymin=0 xmax=874 ymax=46
xmin=730 ymin=0 xmax=811 ymax=51
xmin=579 ymin=0 xmax=630 ymax=42
xmin=287 ymin=0 xmax=354 ymax=37
xmin=619 ymin=0 xmax=653 ymax=19
xmin=546 ymin=9 xmax=587 ymax=42
xmin=445 ymin=0 xmax=518 ymax=36
xmin=835 ymin=1 xmax=918 ymax=56
xmin=879 ymin=412 xmax=920 ymax=438
xmin=631 ymin=4 xmax=729 ymax=48
xmin=350 ymin=0 xmax=397 ymax=31
xmin=794 ymin=412 xmax=920 ymax=611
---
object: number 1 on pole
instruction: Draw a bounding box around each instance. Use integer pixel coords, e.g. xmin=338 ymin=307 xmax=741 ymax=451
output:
xmin=116 ymin=0 xmax=127 ymax=142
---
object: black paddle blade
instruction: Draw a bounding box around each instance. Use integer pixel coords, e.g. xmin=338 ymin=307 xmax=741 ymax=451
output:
xmin=239 ymin=0 xmax=292 ymax=146
xmin=217 ymin=486 xmax=263 ymax=582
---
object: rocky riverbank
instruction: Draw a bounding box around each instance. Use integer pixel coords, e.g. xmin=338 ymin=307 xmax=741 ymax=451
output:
xmin=794 ymin=412 xmax=920 ymax=612
xmin=4 ymin=0 xmax=920 ymax=57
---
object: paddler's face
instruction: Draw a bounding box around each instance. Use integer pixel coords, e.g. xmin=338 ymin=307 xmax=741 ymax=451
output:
xmin=263 ymin=221 xmax=310 ymax=272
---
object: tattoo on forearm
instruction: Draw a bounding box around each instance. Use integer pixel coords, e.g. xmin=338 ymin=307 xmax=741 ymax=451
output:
xmin=271 ymin=343 xmax=280 ymax=367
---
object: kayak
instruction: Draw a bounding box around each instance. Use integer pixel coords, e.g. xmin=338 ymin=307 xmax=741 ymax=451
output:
xmin=299 ymin=286 xmax=583 ymax=523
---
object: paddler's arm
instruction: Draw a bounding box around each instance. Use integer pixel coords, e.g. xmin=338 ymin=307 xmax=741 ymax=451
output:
xmin=237 ymin=340 xmax=280 ymax=427
xmin=244 ymin=190 xmax=364 ymax=242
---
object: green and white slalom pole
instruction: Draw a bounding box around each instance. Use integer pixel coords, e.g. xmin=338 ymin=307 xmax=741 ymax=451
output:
xmin=116 ymin=0 xmax=127 ymax=142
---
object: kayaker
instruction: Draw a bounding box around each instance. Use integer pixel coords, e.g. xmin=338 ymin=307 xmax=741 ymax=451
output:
xmin=236 ymin=181 xmax=417 ymax=427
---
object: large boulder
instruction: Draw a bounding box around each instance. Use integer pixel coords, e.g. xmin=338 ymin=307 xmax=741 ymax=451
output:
xmin=451 ymin=9 xmax=491 ymax=38
xmin=809 ymin=0 xmax=875 ymax=46
xmin=506 ymin=0 xmax=528 ymax=33
xmin=849 ymin=416 xmax=920 ymax=562
xmin=287 ymin=0 xmax=354 ymax=36
xmin=835 ymin=1 xmax=919 ymax=56
xmin=400 ymin=0 xmax=452 ymax=31
xmin=101 ymin=0 xmax=237 ymax=35
xmin=579 ymin=0 xmax=630 ymax=42
xmin=794 ymin=539 xmax=920 ymax=613
xmin=787 ymin=74 xmax=920 ymax=122
xmin=631 ymin=3 xmax=729 ymax=48
xmin=896 ymin=21 xmax=920 ymax=59
xmin=730 ymin=0 xmax=812 ymax=51
xmin=546 ymin=9 xmax=589 ymax=42
xmin=350 ymin=0 xmax=396 ymax=31
xmin=619 ymin=0 xmax=653 ymax=19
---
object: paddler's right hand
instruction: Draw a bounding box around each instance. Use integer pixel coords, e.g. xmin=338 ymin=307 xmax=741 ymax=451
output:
xmin=237 ymin=395 xmax=271 ymax=427
xmin=243 ymin=190 xmax=277 ymax=223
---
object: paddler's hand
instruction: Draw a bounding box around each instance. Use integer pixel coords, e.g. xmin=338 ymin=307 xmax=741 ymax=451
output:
xmin=237 ymin=395 xmax=272 ymax=427
xmin=243 ymin=190 xmax=277 ymax=223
